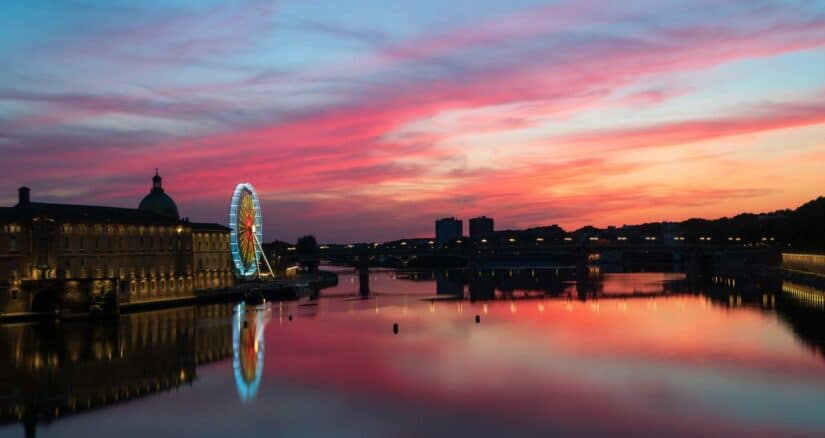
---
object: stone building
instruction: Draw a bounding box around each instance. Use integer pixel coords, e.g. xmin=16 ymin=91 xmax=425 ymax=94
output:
xmin=0 ymin=172 xmax=233 ymax=313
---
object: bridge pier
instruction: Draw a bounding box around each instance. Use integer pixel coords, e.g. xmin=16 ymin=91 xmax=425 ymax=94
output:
xmin=356 ymin=252 xmax=370 ymax=297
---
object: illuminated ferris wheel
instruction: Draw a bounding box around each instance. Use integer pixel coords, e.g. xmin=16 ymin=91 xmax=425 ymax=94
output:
xmin=229 ymin=183 xmax=273 ymax=278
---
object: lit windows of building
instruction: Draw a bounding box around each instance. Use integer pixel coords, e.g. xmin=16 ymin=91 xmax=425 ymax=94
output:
xmin=0 ymin=174 xmax=233 ymax=301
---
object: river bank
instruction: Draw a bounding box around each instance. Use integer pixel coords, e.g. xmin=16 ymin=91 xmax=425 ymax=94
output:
xmin=0 ymin=270 xmax=338 ymax=324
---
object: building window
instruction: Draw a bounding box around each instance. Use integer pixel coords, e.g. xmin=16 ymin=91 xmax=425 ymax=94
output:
xmin=9 ymin=236 xmax=17 ymax=252
xmin=64 ymin=237 xmax=70 ymax=250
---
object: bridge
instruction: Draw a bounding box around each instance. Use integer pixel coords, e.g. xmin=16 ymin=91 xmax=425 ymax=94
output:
xmin=321 ymin=240 xmax=780 ymax=272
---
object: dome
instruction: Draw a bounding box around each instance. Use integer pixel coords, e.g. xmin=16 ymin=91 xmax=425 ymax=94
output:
xmin=138 ymin=170 xmax=180 ymax=219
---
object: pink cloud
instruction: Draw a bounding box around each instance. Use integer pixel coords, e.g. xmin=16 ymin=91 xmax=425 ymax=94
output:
xmin=3 ymin=3 xmax=825 ymax=240
xmin=555 ymin=99 xmax=825 ymax=151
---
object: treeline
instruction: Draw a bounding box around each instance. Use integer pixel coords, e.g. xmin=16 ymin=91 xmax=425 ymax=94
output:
xmin=586 ymin=196 xmax=825 ymax=250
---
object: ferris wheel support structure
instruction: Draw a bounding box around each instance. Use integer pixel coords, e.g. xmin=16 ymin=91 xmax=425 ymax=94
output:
xmin=251 ymin=225 xmax=275 ymax=279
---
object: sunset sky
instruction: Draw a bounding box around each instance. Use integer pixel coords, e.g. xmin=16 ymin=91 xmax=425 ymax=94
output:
xmin=1 ymin=0 xmax=824 ymax=242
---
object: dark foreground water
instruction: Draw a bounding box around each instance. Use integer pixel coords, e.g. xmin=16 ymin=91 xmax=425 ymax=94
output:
xmin=2 ymin=268 xmax=825 ymax=437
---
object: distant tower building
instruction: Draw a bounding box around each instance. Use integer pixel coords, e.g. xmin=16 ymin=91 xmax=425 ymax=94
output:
xmin=469 ymin=216 xmax=494 ymax=241
xmin=435 ymin=217 xmax=462 ymax=246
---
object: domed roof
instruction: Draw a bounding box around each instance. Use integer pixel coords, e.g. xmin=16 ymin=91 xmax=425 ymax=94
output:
xmin=138 ymin=170 xmax=180 ymax=219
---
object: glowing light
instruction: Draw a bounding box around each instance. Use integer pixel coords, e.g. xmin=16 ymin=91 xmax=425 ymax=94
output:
xmin=229 ymin=183 xmax=263 ymax=279
xmin=233 ymin=303 xmax=266 ymax=402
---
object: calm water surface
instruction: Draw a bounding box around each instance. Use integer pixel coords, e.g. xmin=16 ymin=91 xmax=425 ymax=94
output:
xmin=2 ymin=268 xmax=825 ymax=437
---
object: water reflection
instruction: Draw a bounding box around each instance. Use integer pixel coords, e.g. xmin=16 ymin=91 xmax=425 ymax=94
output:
xmin=322 ymin=266 xmax=825 ymax=363
xmin=0 ymin=304 xmax=233 ymax=437
xmin=232 ymin=303 xmax=268 ymax=403
xmin=345 ymin=267 xmax=690 ymax=300
xmin=777 ymin=281 xmax=825 ymax=360
xmin=1 ymin=269 xmax=825 ymax=437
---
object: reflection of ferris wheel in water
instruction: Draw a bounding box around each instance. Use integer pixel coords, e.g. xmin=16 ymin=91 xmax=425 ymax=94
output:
xmin=229 ymin=183 xmax=274 ymax=279
xmin=233 ymin=302 xmax=268 ymax=402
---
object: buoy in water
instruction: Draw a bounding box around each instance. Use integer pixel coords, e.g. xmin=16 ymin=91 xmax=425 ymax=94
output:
xmin=475 ymin=315 xmax=480 ymax=324
xmin=393 ymin=323 xmax=399 ymax=334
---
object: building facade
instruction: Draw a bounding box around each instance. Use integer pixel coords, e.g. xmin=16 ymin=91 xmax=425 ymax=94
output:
xmin=435 ymin=217 xmax=463 ymax=247
xmin=0 ymin=174 xmax=233 ymax=313
xmin=469 ymin=216 xmax=494 ymax=241
xmin=782 ymin=253 xmax=825 ymax=276
xmin=191 ymin=222 xmax=233 ymax=290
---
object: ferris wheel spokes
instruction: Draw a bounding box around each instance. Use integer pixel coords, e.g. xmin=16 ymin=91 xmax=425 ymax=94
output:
xmin=229 ymin=183 xmax=274 ymax=280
